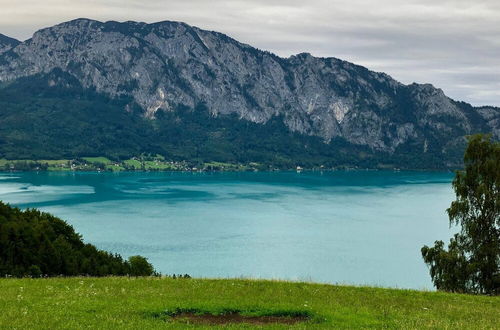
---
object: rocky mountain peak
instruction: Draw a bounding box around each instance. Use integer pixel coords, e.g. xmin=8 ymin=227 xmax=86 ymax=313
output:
xmin=0 ymin=19 xmax=498 ymax=158
xmin=0 ymin=33 xmax=20 ymax=55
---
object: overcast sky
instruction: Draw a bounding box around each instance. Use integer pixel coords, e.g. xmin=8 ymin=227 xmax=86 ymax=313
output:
xmin=0 ymin=0 xmax=499 ymax=106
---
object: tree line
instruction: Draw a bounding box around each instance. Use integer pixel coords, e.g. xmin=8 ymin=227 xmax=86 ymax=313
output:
xmin=0 ymin=202 xmax=155 ymax=277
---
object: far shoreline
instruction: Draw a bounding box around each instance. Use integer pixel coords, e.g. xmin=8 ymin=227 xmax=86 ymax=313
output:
xmin=0 ymin=155 xmax=462 ymax=173
xmin=0 ymin=168 xmax=456 ymax=174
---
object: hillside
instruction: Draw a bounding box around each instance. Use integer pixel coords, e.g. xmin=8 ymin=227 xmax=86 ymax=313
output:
xmin=0 ymin=277 xmax=498 ymax=329
xmin=0 ymin=33 xmax=19 ymax=55
xmin=0 ymin=201 xmax=154 ymax=277
xmin=0 ymin=19 xmax=499 ymax=169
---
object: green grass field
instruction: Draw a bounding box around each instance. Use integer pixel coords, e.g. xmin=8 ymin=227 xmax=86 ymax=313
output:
xmin=82 ymin=157 xmax=113 ymax=165
xmin=0 ymin=277 xmax=498 ymax=329
xmin=123 ymin=159 xmax=143 ymax=169
xmin=0 ymin=157 xmax=262 ymax=172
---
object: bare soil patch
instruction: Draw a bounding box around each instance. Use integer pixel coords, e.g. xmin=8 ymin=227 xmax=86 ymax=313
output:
xmin=152 ymin=308 xmax=312 ymax=325
xmin=171 ymin=311 xmax=309 ymax=325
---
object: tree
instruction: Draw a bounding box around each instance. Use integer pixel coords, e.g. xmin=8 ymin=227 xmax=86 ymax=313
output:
xmin=421 ymin=134 xmax=499 ymax=294
xmin=0 ymin=202 xmax=156 ymax=277
xmin=128 ymin=255 xmax=155 ymax=276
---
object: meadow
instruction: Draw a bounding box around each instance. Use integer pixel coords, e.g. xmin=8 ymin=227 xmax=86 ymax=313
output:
xmin=0 ymin=157 xmax=259 ymax=172
xmin=0 ymin=277 xmax=498 ymax=329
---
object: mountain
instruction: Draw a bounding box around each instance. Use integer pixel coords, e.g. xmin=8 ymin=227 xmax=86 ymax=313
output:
xmin=0 ymin=33 xmax=19 ymax=55
xmin=0 ymin=18 xmax=498 ymax=169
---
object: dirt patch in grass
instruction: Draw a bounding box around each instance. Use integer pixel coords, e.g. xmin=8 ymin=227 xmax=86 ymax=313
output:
xmin=153 ymin=308 xmax=312 ymax=325
xmin=171 ymin=312 xmax=309 ymax=325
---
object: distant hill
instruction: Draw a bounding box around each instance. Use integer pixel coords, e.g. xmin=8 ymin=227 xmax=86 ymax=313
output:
xmin=0 ymin=19 xmax=498 ymax=169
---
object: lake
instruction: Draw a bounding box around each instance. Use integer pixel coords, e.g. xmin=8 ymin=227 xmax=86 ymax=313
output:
xmin=0 ymin=170 xmax=456 ymax=289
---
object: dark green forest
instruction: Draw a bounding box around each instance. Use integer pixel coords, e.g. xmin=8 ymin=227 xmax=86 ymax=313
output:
xmin=0 ymin=201 xmax=154 ymax=277
xmin=0 ymin=70 xmax=467 ymax=170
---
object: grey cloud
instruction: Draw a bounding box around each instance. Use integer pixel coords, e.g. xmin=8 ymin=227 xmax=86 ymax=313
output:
xmin=0 ymin=0 xmax=498 ymax=106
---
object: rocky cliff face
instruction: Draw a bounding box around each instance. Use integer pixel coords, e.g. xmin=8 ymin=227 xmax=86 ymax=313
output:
xmin=0 ymin=18 xmax=498 ymax=159
xmin=0 ymin=34 xmax=19 ymax=55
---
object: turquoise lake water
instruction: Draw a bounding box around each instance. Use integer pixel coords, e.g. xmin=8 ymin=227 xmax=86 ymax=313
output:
xmin=0 ymin=171 xmax=456 ymax=289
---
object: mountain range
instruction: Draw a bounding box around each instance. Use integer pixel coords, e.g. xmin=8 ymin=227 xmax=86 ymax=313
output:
xmin=0 ymin=18 xmax=498 ymax=169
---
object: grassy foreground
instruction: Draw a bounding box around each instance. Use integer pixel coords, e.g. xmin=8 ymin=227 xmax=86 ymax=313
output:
xmin=0 ymin=277 xmax=498 ymax=329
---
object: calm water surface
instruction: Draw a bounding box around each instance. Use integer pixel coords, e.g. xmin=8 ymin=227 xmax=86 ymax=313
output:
xmin=0 ymin=171 xmax=455 ymax=289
